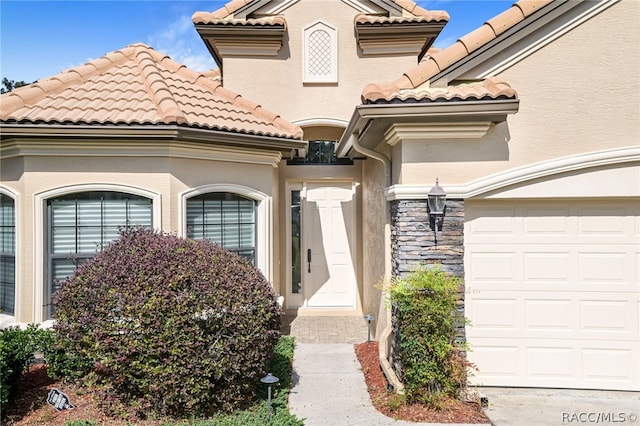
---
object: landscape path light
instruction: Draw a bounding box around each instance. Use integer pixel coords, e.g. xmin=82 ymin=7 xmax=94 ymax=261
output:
xmin=363 ymin=314 xmax=375 ymax=342
xmin=260 ymin=372 xmax=279 ymax=413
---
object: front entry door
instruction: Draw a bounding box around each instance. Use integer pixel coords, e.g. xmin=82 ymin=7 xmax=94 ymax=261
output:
xmin=301 ymin=183 xmax=356 ymax=308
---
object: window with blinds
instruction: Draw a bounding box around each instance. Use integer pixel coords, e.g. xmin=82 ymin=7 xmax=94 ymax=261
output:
xmin=186 ymin=193 xmax=256 ymax=265
xmin=46 ymin=191 xmax=152 ymax=317
xmin=0 ymin=194 xmax=15 ymax=315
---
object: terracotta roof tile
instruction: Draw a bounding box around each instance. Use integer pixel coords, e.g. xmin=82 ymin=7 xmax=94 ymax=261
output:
xmin=354 ymin=13 xmax=448 ymax=25
xmin=485 ymin=6 xmax=525 ymax=36
xmin=362 ymin=77 xmax=518 ymax=104
xmin=195 ymin=0 xmax=447 ymax=26
xmin=361 ymin=0 xmax=553 ymax=102
xmin=0 ymin=43 xmax=302 ymax=139
xmin=191 ymin=14 xmax=286 ymax=26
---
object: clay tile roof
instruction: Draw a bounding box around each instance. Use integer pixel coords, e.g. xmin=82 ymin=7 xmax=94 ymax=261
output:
xmin=355 ymin=0 xmax=448 ymax=25
xmin=196 ymin=0 xmax=447 ymax=25
xmin=0 ymin=43 xmax=302 ymax=140
xmin=191 ymin=14 xmax=286 ymax=26
xmin=362 ymin=77 xmax=517 ymax=104
xmin=361 ymin=0 xmax=553 ymax=102
xmin=202 ymin=68 xmax=221 ymax=81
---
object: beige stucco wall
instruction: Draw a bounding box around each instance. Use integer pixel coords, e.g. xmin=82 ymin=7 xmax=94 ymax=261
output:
xmin=360 ymin=157 xmax=390 ymax=338
xmin=1 ymin=150 xmax=281 ymax=323
xmin=398 ymin=0 xmax=639 ymax=187
xmin=222 ymin=0 xmax=419 ymax=124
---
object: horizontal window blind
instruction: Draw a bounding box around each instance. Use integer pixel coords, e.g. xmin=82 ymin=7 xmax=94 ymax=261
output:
xmin=47 ymin=191 xmax=152 ymax=318
xmin=186 ymin=193 xmax=256 ymax=265
xmin=0 ymin=194 xmax=15 ymax=314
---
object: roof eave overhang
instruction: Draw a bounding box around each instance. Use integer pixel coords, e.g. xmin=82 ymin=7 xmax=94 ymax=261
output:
xmin=430 ymin=0 xmax=607 ymax=85
xmin=336 ymin=99 xmax=519 ymax=157
xmin=355 ymin=21 xmax=447 ymax=57
xmin=195 ymin=24 xmax=287 ymax=69
xmin=0 ymin=123 xmax=306 ymax=153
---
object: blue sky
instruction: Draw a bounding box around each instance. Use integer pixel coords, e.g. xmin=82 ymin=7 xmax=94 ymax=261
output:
xmin=1 ymin=0 xmax=513 ymax=83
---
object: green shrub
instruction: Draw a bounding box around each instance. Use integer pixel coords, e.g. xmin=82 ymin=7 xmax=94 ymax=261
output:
xmin=0 ymin=324 xmax=50 ymax=412
xmin=174 ymin=336 xmax=303 ymax=425
xmin=50 ymin=228 xmax=281 ymax=419
xmin=389 ymin=265 xmax=470 ymax=406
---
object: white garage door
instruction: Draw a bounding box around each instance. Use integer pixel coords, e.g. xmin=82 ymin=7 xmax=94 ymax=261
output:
xmin=465 ymin=199 xmax=639 ymax=391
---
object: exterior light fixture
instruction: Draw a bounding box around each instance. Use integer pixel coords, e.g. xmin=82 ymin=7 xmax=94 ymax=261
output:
xmin=260 ymin=372 xmax=279 ymax=413
xmin=363 ymin=314 xmax=375 ymax=342
xmin=427 ymin=178 xmax=446 ymax=232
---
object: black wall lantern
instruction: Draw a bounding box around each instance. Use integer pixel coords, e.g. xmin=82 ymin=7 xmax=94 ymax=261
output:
xmin=427 ymin=178 xmax=447 ymax=233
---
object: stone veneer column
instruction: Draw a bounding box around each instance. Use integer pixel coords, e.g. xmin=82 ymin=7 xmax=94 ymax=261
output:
xmin=391 ymin=199 xmax=464 ymax=279
xmin=389 ymin=199 xmax=467 ymax=383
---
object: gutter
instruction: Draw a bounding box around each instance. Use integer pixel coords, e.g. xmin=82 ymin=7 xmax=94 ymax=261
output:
xmin=348 ymin=132 xmax=403 ymax=393
xmin=336 ymin=100 xmax=519 ymax=158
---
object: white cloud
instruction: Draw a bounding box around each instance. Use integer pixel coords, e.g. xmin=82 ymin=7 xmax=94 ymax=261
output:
xmin=147 ymin=14 xmax=216 ymax=72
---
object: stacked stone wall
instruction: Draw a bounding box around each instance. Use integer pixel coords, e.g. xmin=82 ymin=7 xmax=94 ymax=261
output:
xmin=391 ymin=199 xmax=464 ymax=278
xmin=389 ymin=199 xmax=466 ymax=388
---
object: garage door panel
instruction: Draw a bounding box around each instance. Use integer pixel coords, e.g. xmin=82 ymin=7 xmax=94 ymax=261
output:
xmin=523 ymin=252 xmax=572 ymax=281
xmin=468 ymin=252 xmax=517 ymax=281
xmin=465 ymin=199 xmax=640 ymax=391
xmin=468 ymin=298 xmax=518 ymax=329
xmin=469 ymin=338 xmax=639 ymax=389
xmin=578 ymin=251 xmax=630 ymax=283
xmin=468 ymin=291 xmax=638 ymax=341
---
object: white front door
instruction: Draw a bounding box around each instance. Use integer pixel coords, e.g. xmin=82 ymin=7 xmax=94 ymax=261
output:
xmin=287 ymin=182 xmax=357 ymax=309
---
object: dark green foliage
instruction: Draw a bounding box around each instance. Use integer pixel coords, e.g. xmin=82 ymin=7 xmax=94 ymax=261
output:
xmin=201 ymin=336 xmax=303 ymax=425
xmin=0 ymin=324 xmax=50 ymax=412
xmin=62 ymin=421 xmax=98 ymax=426
xmin=389 ymin=266 xmax=470 ymax=406
xmin=50 ymin=228 xmax=281 ymax=418
xmin=1 ymin=77 xmax=31 ymax=94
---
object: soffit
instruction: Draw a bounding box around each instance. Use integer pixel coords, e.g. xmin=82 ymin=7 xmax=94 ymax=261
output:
xmin=0 ymin=43 xmax=302 ymax=140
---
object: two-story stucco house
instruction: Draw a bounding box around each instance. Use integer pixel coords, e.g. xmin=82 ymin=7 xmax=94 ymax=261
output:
xmin=1 ymin=0 xmax=638 ymax=391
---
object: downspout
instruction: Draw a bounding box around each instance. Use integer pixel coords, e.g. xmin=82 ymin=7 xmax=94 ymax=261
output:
xmin=348 ymin=133 xmax=404 ymax=394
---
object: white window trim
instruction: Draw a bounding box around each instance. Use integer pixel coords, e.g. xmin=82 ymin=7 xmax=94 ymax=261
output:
xmin=302 ymin=20 xmax=338 ymax=83
xmin=179 ymin=184 xmax=272 ymax=284
xmin=34 ymin=184 xmax=161 ymax=323
xmin=0 ymin=186 xmax=19 ymax=323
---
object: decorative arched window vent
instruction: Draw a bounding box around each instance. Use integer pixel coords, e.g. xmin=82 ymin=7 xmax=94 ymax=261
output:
xmin=303 ymin=21 xmax=338 ymax=83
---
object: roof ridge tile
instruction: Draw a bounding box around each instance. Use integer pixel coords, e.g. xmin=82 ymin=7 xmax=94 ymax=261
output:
xmin=132 ymin=45 xmax=187 ymax=124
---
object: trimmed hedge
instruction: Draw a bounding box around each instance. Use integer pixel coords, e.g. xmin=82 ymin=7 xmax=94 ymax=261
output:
xmin=50 ymin=228 xmax=281 ymax=419
xmin=389 ymin=265 xmax=470 ymax=406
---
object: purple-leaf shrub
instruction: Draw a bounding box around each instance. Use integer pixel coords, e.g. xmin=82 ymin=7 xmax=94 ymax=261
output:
xmin=51 ymin=228 xmax=281 ymax=418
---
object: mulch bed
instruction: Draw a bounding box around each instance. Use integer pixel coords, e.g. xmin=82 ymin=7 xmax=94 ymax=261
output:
xmin=3 ymin=364 xmax=161 ymax=425
xmin=355 ymin=341 xmax=489 ymax=423
xmin=7 ymin=344 xmax=488 ymax=424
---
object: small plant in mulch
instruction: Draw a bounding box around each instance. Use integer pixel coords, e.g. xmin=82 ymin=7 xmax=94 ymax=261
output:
xmin=355 ymin=341 xmax=488 ymax=424
xmin=46 ymin=228 xmax=282 ymax=420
